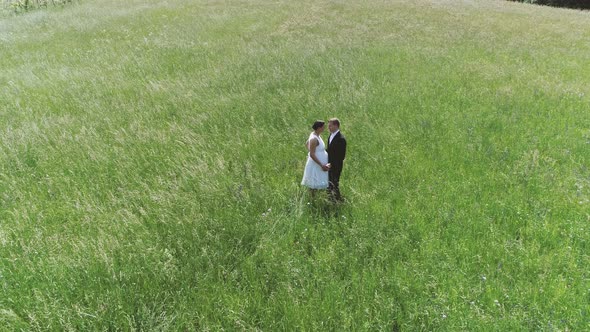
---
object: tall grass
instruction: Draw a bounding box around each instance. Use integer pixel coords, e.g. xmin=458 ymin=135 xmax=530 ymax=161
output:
xmin=1 ymin=0 xmax=589 ymax=330
xmin=2 ymin=0 xmax=77 ymax=14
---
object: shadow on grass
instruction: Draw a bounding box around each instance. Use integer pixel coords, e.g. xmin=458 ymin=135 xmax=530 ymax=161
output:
xmin=509 ymin=0 xmax=590 ymax=10
xmin=305 ymin=191 xmax=350 ymax=222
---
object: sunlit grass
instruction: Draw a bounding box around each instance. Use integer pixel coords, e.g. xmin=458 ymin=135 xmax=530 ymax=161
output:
xmin=0 ymin=0 xmax=589 ymax=330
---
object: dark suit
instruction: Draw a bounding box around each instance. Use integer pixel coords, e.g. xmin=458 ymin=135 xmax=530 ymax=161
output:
xmin=327 ymin=131 xmax=346 ymax=201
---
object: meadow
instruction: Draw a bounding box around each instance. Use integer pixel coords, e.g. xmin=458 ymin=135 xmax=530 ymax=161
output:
xmin=1 ymin=0 xmax=589 ymax=330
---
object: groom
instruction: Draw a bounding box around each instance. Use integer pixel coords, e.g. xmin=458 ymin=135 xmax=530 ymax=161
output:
xmin=327 ymin=118 xmax=346 ymax=202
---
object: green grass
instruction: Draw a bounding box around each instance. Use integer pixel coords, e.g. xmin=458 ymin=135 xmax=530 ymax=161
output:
xmin=1 ymin=0 xmax=589 ymax=330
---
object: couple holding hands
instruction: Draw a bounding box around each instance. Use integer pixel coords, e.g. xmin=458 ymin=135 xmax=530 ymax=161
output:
xmin=301 ymin=118 xmax=346 ymax=202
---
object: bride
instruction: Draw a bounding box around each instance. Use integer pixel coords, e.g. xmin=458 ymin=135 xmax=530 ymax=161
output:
xmin=301 ymin=120 xmax=330 ymax=193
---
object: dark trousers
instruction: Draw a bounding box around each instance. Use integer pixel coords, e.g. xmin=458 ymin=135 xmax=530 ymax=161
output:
xmin=328 ymin=162 xmax=343 ymax=201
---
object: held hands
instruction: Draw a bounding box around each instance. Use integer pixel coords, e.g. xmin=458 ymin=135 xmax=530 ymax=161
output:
xmin=322 ymin=163 xmax=331 ymax=172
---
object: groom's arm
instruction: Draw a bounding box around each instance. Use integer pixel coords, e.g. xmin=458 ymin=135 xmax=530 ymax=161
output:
xmin=339 ymin=136 xmax=347 ymax=161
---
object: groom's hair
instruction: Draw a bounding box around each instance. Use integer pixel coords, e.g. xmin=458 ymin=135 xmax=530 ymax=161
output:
xmin=328 ymin=118 xmax=340 ymax=127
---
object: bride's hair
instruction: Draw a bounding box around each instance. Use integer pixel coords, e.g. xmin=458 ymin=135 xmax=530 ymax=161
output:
xmin=312 ymin=120 xmax=325 ymax=130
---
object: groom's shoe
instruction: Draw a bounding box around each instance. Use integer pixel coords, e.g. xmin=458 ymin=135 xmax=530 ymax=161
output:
xmin=328 ymin=192 xmax=345 ymax=204
xmin=328 ymin=192 xmax=338 ymax=203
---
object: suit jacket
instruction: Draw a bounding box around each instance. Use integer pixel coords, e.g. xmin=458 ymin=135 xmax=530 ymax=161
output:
xmin=327 ymin=131 xmax=346 ymax=166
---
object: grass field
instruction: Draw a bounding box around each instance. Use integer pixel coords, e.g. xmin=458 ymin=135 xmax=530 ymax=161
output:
xmin=1 ymin=0 xmax=589 ymax=330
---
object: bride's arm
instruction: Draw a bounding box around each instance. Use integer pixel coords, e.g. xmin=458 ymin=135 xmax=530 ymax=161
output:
xmin=309 ymin=138 xmax=329 ymax=171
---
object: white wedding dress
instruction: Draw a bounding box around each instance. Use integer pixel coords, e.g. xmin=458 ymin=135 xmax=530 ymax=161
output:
xmin=301 ymin=132 xmax=329 ymax=189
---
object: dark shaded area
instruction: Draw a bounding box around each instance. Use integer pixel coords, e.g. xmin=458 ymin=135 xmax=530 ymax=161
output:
xmin=7 ymin=0 xmax=76 ymax=14
xmin=509 ymin=0 xmax=590 ymax=9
